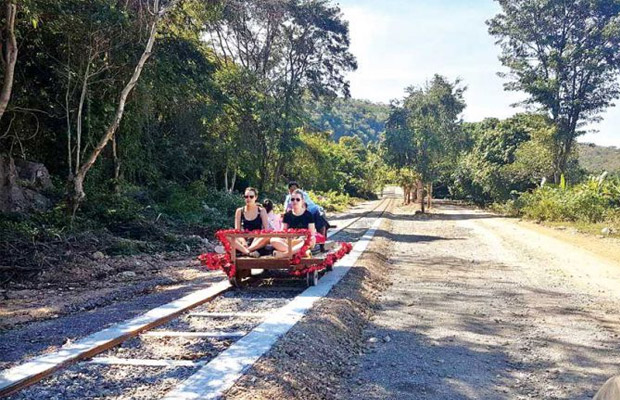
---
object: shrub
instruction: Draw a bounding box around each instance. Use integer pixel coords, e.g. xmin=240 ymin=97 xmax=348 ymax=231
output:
xmin=307 ymin=190 xmax=358 ymax=212
xmin=518 ymin=176 xmax=617 ymax=223
xmin=152 ymin=181 xmax=243 ymax=225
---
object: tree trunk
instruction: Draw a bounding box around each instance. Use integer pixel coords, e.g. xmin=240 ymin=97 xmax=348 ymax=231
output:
xmin=69 ymin=1 xmax=176 ymax=215
xmin=224 ymin=165 xmax=229 ymax=192
xmin=230 ymin=169 xmax=237 ymax=192
xmin=75 ymin=59 xmax=91 ymax=174
xmin=65 ymin=58 xmax=73 ymax=178
xmin=112 ymin=135 xmax=121 ymax=194
xmin=427 ymin=182 xmax=432 ymax=210
xmin=0 ymin=2 xmax=18 ymax=122
xmin=417 ymin=179 xmax=425 ymax=213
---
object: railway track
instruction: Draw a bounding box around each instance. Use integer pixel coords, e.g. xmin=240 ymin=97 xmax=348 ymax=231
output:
xmin=1 ymin=191 xmax=395 ymax=399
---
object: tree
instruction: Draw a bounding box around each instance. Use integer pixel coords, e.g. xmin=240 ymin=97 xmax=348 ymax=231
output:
xmin=0 ymin=0 xmax=17 ymax=122
xmin=68 ymin=0 xmax=181 ymax=215
xmin=205 ymin=0 xmax=357 ymax=190
xmin=488 ymin=0 xmax=620 ymax=182
xmin=450 ymin=113 xmax=557 ymax=203
xmin=383 ymin=75 xmax=466 ymax=211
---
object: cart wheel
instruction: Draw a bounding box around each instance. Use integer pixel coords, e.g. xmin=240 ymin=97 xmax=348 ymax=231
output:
xmin=306 ymin=270 xmax=319 ymax=287
xmin=229 ymin=276 xmax=241 ymax=288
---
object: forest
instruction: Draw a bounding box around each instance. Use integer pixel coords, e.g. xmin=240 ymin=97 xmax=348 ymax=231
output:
xmin=0 ymin=0 xmax=389 ymax=280
xmin=1 ymin=0 xmax=620 ymax=280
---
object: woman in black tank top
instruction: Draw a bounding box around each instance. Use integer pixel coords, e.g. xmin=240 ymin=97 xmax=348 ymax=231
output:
xmin=241 ymin=207 xmax=263 ymax=231
xmin=232 ymin=187 xmax=269 ymax=257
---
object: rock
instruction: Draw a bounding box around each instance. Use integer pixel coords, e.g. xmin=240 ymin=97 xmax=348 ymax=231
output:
xmin=92 ymin=251 xmax=105 ymax=260
xmin=14 ymin=159 xmax=53 ymax=190
xmin=0 ymin=155 xmax=27 ymax=213
xmin=119 ymin=271 xmax=136 ymax=279
xmin=367 ymin=337 xmax=378 ymax=344
xmin=23 ymin=188 xmax=51 ymax=211
xmin=601 ymin=227 xmax=611 ymax=236
xmin=0 ymin=156 xmax=53 ymax=212
xmin=383 ymin=335 xmax=391 ymax=343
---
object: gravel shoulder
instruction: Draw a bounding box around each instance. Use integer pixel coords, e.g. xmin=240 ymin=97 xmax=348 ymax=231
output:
xmin=514 ymin=219 xmax=620 ymax=267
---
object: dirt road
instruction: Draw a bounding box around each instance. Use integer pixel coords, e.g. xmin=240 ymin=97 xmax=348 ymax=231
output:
xmin=341 ymin=202 xmax=620 ymax=400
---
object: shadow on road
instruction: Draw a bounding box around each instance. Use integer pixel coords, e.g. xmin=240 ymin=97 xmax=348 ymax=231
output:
xmin=373 ymin=229 xmax=463 ymax=243
xmin=381 ymin=209 xmax=500 ymax=222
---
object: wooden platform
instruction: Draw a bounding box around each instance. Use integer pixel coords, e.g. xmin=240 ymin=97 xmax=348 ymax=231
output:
xmin=235 ymin=254 xmax=327 ymax=270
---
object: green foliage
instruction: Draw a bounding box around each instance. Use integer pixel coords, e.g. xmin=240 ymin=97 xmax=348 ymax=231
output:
xmin=577 ymin=143 xmax=620 ymax=176
xmin=449 ymin=113 xmax=559 ymax=204
xmin=0 ymin=0 xmax=358 ymax=200
xmin=488 ymin=0 xmax=620 ymax=178
xmin=305 ymin=98 xmax=389 ymax=143
xmin=306 ymin=190 xmax=358 ymax=212
xmin=150 ymin=182 xmax=243 ymax=231
xmin=517 ymin=175 xmax=620 ymax=223
xmin=395 ymin=167 xmax=421 ymax=191
xmin=383 ymin=75 xmax=466 ymax=184
xmin=288 ymin=130 xmax=384 ymax=199
xmin=520 ymin=186 xmax=606 ymax=223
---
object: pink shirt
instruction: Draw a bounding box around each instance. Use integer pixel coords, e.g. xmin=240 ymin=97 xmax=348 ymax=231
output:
xmin=267 ymin=211 xmax=282 ymax=231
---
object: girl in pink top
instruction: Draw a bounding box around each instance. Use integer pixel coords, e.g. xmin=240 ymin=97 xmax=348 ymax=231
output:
xmin=263 ymin=199 xmax=282 ymax=231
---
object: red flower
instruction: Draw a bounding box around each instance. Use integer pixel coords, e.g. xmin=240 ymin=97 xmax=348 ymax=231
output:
xmin=198 ymin=228 xmax=351 ymax=280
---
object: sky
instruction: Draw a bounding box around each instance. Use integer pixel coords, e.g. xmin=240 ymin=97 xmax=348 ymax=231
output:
xmin=336 ymin=0 xmax=620 ymax=147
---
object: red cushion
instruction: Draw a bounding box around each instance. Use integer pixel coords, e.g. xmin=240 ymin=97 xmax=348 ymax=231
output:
xmin=315 ymin=233 xmax=326 ymax=244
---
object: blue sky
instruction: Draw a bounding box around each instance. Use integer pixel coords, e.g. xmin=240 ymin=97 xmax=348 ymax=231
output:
xmin=337 ymin=0 xmax=620 ymax=147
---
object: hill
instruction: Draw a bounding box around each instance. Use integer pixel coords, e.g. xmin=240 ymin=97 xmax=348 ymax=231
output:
xmin=307 ymin=98 xmax=389 ymax=143
xmin=577 ymin=143 xmax=620 ymax=176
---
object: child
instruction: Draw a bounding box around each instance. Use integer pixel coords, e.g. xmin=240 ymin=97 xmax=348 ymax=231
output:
xmin=263 ymin=199 xmax=282 ymax=231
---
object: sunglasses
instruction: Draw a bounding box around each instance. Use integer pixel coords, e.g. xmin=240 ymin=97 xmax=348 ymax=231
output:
xmin=291 ymin=198 xmax=302 ymax=202
xmin=244 ymin=195 xmax=255 ymax=199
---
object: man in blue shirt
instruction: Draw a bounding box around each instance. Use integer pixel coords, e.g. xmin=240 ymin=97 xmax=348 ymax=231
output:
xmin=284 ymin=181 xmax=320 ymax=214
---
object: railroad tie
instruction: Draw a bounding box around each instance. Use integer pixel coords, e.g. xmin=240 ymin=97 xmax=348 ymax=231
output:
xmin=141 ymin=331 xmax=247 ymax=339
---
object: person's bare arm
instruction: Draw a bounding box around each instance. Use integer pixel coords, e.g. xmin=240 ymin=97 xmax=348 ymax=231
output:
xmin=260 ymin=208 xmax=269 ymax=230
xmin=234 ymin=208 xmax=242 ymax=230
xmin=308 ymin=222 xmax=316 ymax=247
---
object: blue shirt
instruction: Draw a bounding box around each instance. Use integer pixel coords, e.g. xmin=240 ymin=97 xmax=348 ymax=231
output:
xmin=284 ymin=190 xmax=320 ymax=214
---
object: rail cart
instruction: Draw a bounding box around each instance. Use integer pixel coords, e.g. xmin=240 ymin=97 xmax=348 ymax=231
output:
xmin=224 ymin=231 xmax=344 ymax=288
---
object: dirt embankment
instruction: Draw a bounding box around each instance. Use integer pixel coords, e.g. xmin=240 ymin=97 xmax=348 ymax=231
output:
xmin=0 ymin=200 xmax=380 ymax=333
xmin=224 ymin=209 xmax=394 ymax=400
xmin=0 ymin=256 xmax=213 ymax=331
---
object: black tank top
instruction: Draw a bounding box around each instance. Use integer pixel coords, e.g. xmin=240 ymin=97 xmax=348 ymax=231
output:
xmin=241 ymin=207 xmax=262 ymax=231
